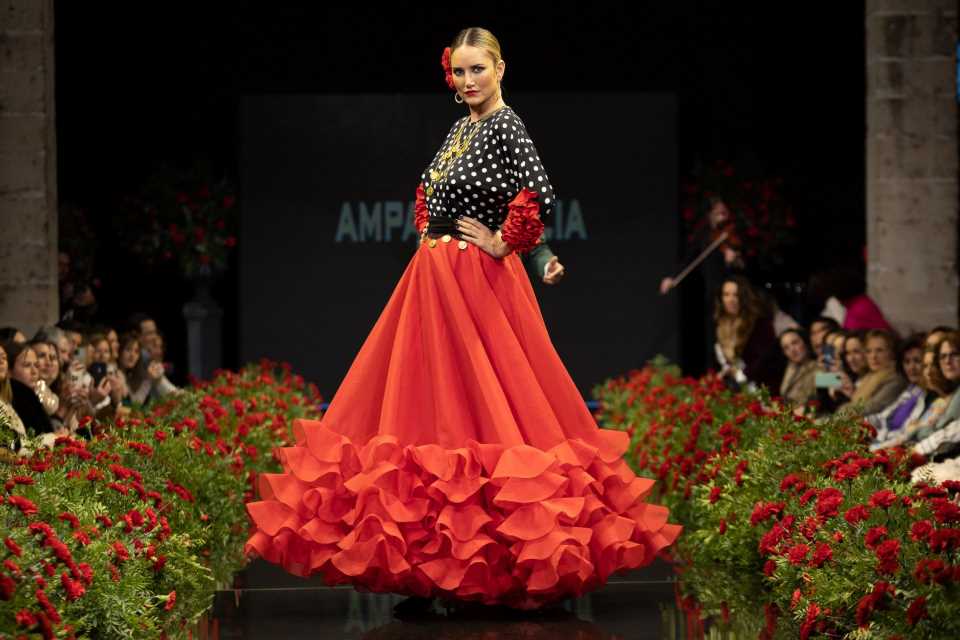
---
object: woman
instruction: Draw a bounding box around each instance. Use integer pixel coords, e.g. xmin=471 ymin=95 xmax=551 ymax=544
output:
xmin=778 ymin=328 xmax=817 ymax=407
xmin=3 ymin=341 xmax=53 ymax=437
xmin=0 ymin=343 xmax=27 ymax=454
xmin=713 ymin=275 xmax=781 ymax=391
xmin=839 ymin=330 xmax=906 ymax=416
xmin=868 ymin=333 xmax=926 ymax=441
xmin=29 ymin=340 xmax=61 ymax=416
xmin=875 ymin=335 xmax=958 ymax=450
xmin=910 ymin=333 xmax=960 ymax=457
xmin=245 ymin=28 xmax=680 ymax=609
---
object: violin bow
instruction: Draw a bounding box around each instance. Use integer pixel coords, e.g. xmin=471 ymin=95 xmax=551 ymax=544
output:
xmin=664 ymin=230 xmax=729 ymax=292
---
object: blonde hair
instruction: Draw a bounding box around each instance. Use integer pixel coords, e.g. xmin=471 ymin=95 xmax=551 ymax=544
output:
xmin=451 ymin=27 xmax=503 ymax=64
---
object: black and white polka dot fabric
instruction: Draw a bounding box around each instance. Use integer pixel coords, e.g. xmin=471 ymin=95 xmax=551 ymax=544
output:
xmin=420 ymin=106 xmax=555 ymax=229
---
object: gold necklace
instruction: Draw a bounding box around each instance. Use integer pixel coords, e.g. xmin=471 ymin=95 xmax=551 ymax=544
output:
xmin=425 ymin=105 xmax=507 ymax=197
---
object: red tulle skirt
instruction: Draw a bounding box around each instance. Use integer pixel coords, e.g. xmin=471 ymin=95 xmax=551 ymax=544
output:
xmin=245 ymin=239 xmax=681 ymax=608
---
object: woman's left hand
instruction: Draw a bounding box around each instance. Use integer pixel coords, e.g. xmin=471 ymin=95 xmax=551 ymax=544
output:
xmin=456 ymin=216 xmax=511 ymax=259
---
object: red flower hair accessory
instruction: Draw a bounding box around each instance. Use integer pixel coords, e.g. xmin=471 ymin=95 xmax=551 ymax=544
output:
xmin=500 ymin=188 xmax=544 ymax=254
xmin=441 ymin=47 xmax=455 ymax=90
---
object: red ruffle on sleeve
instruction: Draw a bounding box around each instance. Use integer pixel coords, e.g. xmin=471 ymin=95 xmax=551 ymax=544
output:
xmin=414 ymin=182 xmax=429 ymax=234
xmin=500 ymin=188 xmax=544 ymax=254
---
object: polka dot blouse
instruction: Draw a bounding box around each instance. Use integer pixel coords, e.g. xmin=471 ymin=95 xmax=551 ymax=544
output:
xmin=420 ymin=106 xmax=555 ymax=230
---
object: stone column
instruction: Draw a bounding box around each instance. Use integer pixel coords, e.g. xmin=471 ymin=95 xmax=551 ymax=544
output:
xmin=0 ymin=0 xmax=58 ymax=336
xmin=866 ymin=0 xmax=958 ymax=333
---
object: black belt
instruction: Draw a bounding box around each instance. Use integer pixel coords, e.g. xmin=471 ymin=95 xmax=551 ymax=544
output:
xmin=425 ymin=217 xmax=460 ymax=238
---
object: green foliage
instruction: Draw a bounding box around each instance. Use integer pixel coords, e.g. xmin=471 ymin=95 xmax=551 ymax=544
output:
xmin=595 ymin=361 xmax=960 ymax=639
xmin=0 ymin=360 xmax=321 ymax=639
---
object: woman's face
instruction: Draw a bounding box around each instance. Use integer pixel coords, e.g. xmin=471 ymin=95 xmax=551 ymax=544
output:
xmin=120 ymin=340 xmax=140 ymax=370
xmin=721 ymin=282 xmax=739 ymax=316
xmin=902 ymin=347 xmax=924 ymax=386
xmin=809 ymin=322 xmax=831 ymax=355
xmin=92 ymin=339 xmax=111 ymax=365
xmin=923 ymin=351 xmax=938 ymax=390
xmin=107 ymin=329 xmax=119 ymax=362
xmin=0 ymin=346 xmax=7 ymax=381
xmin=939 ymin=340 xmax=960 ymax=382
xmin=844 ymin=337 xmax=867 ymax=375
xmin=865 ymin=336 xmax=894 ymax=372
xmin=33 ymin=343 xmax=59 ymax=385
xmin=57 ymin=335 xmax=73 ymax=366
xmin=450 ymin=45 xmax=503 ymax=111
xmin=12 ymin=348 xmax=39 ymax=387
xmin=780 ymin=332 xmax=808 ymax=365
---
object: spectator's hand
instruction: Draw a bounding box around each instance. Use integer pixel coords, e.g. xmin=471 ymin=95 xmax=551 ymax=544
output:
xmin=839 ymin=371 xmax=854 ymax=398
xmin=89 ymin=377 xmax=111 ymax=404
xmin=659 ymin=277 xmax=675 ymax=295
xmin=543 ymin=256 xmax=565 ymax=285
xmin=147 ymin=360 xmax=165 ymax=381
xmin=107 ymin=371 xmax=127 ymax=403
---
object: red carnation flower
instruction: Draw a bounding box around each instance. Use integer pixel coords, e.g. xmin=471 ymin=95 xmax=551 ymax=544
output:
xmin=911 ymin=519 xmax=934 ymax=542
xmin=60 ymin=572 xmax=85 ymax=601
xmin=111 ymin=541 xmax=130 ymax=563
xmin=816 ymin=487 xmax=844 ymax=519
xmin=868 ymin=489 xmax=898 ymax=509
xmin=787 ymin=543 xmax=810 ymax=566
xmin=875 ymin=539 xmax=900 ymax=574
xmin=15 ymin=609 xmax=37 ymax=627
xmin=164 ymin=590 xmax=177 ymax=611
xmin=809 ymin=542 xmax=833 ymax=568
xmin=844 ymin=504 xmax=872 ymax=525
xmin=718 ymin=518 xmax=727 ymax=534
xmin=0 ymin=574 xmax=16 ymax=600
xmin=709 ymin=486 xmax=722 ymax=503
xmin=763 ymin=559 xmax=776 ymax=576
xmin=865 ymin=526 xmax=888 ymax=549
xmin=906 ymin=595 xmax=928 ymax=625
xmin=4 ymin=537 xmax=23 ymax=557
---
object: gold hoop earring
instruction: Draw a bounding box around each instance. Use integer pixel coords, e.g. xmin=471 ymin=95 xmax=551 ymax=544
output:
xmin=454 ymin=93 xmax=464 ymax=104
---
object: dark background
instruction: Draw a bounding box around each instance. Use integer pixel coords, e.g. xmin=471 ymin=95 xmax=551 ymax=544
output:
xmin=53 ymin=2 xmax=866 ymax=394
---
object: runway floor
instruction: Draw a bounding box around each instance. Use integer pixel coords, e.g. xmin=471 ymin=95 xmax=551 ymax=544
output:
xmin=211 ymin=559 xmax=685 ymax=639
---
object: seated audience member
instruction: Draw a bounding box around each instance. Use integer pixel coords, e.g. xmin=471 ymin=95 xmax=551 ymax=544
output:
xmin=876 ymin=334 xmax=959 ymax=450
xmin=910 ymin=333 xmax=960 ymax=458
xmin=809 ymin=317 xmax=840 ymax=358
xmin=839 ymin=329 xmax=906 ymax=416
xmin=117 ymin=332 xmax=177 ymax=406
xmin=0 ymin=327 xmax=26 ymax=344
xmin=3 ymin=341 xmax=53 ymax=437
xmin=106 ymin=327 xmax=120 ymax=364
xmin=714 ymin=275 xmax=783 ymax=391
xmin=830 ymin=331 xmax=870 ymax=406
xmin=35 ymin=325 xmax=74 ymax=369
xmin=779 ymin=328 xmax=817 ymax=407
xmin=869 ymin=333 xmax=926 ymax=441
xmin=0 ymin=343 xmax=27 ymax=452
xmin=28 ymin=340 xmax=60 ymax=416
xmin=926 ymin=326 xmax=953 ymax=349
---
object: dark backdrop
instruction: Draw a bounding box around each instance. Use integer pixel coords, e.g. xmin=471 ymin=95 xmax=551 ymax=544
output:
xmin=239 ymin=93 xmax=677 ymax=396
xmin=53 ymin=1 xmax=866 ymax=391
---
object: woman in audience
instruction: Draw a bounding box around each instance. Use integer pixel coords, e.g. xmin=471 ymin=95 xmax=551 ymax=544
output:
xmin=875 ymin=334 xmax=957 ymax=450
xmin=3 ymin=341 xmax=53 ymax=437
xmin=909 ymin=332 xmax=960 ymax=458
xmin=809 ymin=317 xmax=840 ymax=358
xmin=714 ymin=275 xmax=782 ymax=391
xmin=869 ymin=333 xmax=927 ymax=441
xmin=106 ymin=327 xmax=120 ymax=364
xmin=116 ymin=332 xmax=177 ymax=406
xmin=29 ymin=340 xmax=61 ymax=416
xmin=839 ymin=329 xmax=906 ymax=416
xmin=0 ymin=343 xmax=27 ymax=453
xmin=35 ymin=325 xmax=74 ymax=370
xmin=778 ymin=328 xmax=817 ymax=407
